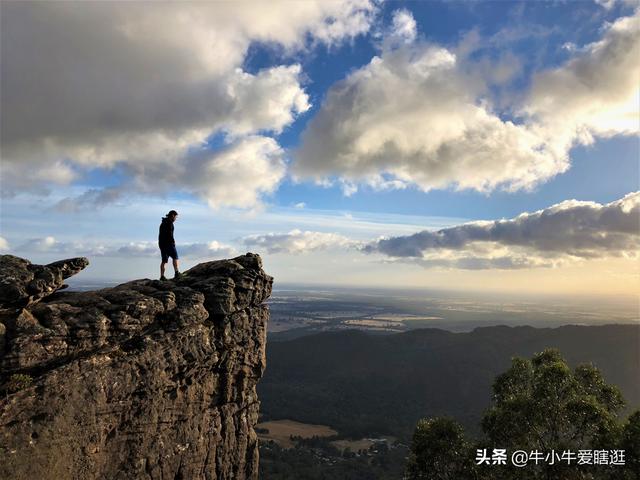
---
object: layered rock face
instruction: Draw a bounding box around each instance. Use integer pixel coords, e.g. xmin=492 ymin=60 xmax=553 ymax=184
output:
xmin=0 ymin=253 xmax=272 ymax=480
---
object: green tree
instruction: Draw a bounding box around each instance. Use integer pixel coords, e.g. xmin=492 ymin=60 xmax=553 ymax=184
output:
xmin=405 ymin=417 xmax=478 ymax=480
xmin=481 ymin=349 xmax=626 ymax=479
xmin=407 ymin=348 xmax=638 ymax=480
xmin=621 ymin=411 xmax=640 ymax=479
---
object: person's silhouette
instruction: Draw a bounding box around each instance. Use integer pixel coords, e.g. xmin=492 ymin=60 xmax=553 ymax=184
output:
xmin=158 ymin=210 xmax=180 ymax=280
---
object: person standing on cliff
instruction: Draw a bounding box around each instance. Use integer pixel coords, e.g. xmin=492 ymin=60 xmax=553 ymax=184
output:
xmin=159 ymin=210 xmax=181 ymax=280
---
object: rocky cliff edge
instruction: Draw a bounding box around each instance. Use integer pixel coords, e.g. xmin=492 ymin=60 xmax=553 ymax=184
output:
xmin=0 ymin=253 xmax=272 ymax=480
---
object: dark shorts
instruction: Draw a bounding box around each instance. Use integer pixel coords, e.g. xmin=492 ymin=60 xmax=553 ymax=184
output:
xmin=160 ymin=245 xmax=178 ymax=262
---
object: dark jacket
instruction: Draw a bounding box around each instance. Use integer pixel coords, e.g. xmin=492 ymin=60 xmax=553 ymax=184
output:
xmin=158 ymin=217 xmax=175 ymax=248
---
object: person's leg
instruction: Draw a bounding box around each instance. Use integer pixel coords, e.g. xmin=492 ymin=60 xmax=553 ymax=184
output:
xmin=160 ymin=248 xmax=169 ymax=279
xmin=171 ymin=246 xmax=180 ymax=278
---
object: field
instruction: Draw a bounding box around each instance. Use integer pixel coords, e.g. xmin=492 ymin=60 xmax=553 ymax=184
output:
xmin=330 ymin=437 xmax=396 ymax=453
xmin=256 ymin=419 xmax=338 ymax=448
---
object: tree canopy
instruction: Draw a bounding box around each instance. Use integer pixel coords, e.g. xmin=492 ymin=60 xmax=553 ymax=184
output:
xmin=406 ymin=348 xmax=639 ymax=480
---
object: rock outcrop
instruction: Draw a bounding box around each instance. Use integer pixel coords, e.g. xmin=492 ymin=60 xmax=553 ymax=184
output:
xmin=0 ymin=254 xmax=272 ymax=480
xmin=0 ymin=255 xmax=89 ymax=309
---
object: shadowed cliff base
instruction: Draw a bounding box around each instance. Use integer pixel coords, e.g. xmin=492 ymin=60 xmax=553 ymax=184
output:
xmin=0 ymin=253 xmax=272 ymax=480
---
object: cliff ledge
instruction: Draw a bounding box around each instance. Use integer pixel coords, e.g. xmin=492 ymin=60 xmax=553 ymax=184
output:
xmin=0 ymin=253 xmax=272 ymax=480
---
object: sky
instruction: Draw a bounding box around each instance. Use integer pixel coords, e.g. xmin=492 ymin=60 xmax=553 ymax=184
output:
xmin=1 ymin=0 xmax=638 ymax=298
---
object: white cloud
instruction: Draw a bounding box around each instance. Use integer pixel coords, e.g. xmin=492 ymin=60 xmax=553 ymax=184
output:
xmin=364 ymin=192 xmax=640 ymax=269
xmin=243 ymin=229 xmax=359 ymax=254
xmin=388 ymin=9 xmax=417 ymax=46
xmin=294 ymin=9 xmax=639 ymax=195
xmin=0 ymin=237 xmax=10 ymax=252
xmin=179 ymin=241 xmax=237 ymax=259
xmin=116 ymin=241 xmax=236 ymax=259
xmin=13 ymin=237 xmax=236 ymax=259
xmin=112 ymin=243 xmax=158 ymax=257
xmin=294 ymin=38 xmax=564 ymax=192
xmin=46 ymin=135 xmax=287 ymax=210
xmin=593 ymin=0 xmax=636 ymax=9
xmin=146 ymin=135 xmax=287 ymax=209
xmin=54 ymin=187 xmax=126 ymax=212
xmin=1 ymin=1 xmax=376 ymax=205
xmin=8 ymin=191 xmax=638 ymax=271
xmin=386 ymin=254 xmax=557 ymax=271
xmin=594 ymin=0 xmax=617 ymax=9
xmin=17 ymin=236 xmax=59 ymax=253
xmin=15 ymin=230 xmax=356 ymax=258
xmin=524 ymin=9 xmax=640 ymax=148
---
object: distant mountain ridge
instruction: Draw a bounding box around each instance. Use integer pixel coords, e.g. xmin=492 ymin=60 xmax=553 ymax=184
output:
xmin=258 ymin=323 xmax=639 ymax=439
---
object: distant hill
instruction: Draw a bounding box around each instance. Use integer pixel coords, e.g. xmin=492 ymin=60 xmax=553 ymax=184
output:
xmin=258 ymin=324 xmax=639 ymax=440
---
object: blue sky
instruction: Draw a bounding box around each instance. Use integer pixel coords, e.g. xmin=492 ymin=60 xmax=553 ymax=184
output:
xmin=1 ymin=0 xmax=638 ymax=296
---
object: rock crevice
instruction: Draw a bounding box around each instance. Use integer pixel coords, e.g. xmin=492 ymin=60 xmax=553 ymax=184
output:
xmin=0 ymin=253 xmax=272 ymax=480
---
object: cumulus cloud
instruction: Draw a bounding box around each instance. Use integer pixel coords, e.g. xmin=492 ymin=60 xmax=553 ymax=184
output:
xmin=524 ymin=8 xmax=640 ymax=148
xmin=1 ymin=1 xmax=376 ymax=205
xmin=12 ymin=237 xmax=236 ymax=259
xmin=17 ymin=236 xmax=60 ymax=253
xmin=0 ymin=237 xmax=10 ymax=252
xmin=294 ymin=9 xmax=639 ymax=194
xmin=45 ymin=135 xmax=287 ymax=210
xmin=387 ymin=9 xmax=417 ymax=46
xmin=54 ymin=187 xmax=127 ymax=212
xmin=243 ymin=229 xmax=359 ymax=254
xmin=364 ymin=192 xmax=640 ymax=269
xmin=293 ymin=15 xmax=565 ymax=193
xmin=129 ymin=135 xmax=288 ymax=209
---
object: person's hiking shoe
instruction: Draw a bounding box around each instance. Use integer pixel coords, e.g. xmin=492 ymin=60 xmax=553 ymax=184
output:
xmin=173 ymin=271 xmax=182 ymax=279
xmin=160 ymin=275 xmax=168 ymax=281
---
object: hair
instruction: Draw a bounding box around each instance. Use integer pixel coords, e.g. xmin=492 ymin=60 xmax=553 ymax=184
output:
xmin=167 ymin=210 xmax=178 ymax=217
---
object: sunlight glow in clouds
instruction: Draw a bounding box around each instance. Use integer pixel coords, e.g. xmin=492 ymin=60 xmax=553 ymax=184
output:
xmin=1 ymin=1 xmax=638 ymax=294
xmin=3 ymin=2 xmax=637 ymax=206
xmin=12 ymin=192 xmax=639 ymax=271
xmin=365 ymin=192 xmax=640 ymax=269
xmin=525 ymin=9 xmax=640 ymax=147
xmin=294 ymin=8 xmax=640 ymax=195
